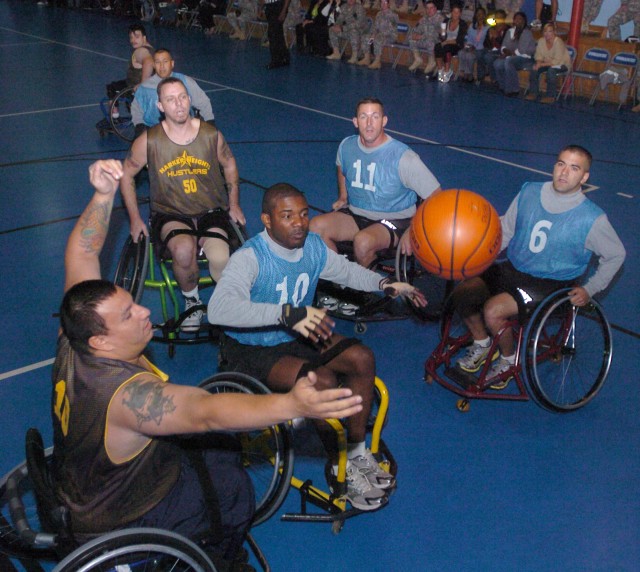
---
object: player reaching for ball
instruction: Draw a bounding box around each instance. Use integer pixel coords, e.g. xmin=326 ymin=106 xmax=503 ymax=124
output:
xmin=451 ymin=145 xmax=625 ymax=389
xmin=310 ymin=97 xmax=442 ymax=268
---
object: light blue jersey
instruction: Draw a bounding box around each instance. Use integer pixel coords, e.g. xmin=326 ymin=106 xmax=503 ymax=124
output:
xmin=226 ymin=232 xmax=327 ymax=347
xmin=339 ymin=135 xmax=416 ymax=214
xmin=508 ymin=182 xmax=603 ymax=280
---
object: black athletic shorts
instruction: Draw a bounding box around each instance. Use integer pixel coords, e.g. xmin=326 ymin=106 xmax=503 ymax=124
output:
xmin=220 ymin=333 xmax=361 ymax=383
xmin=481 ymin=260 xmax=576 ymax=322
xmin=151 ymin=209 xmax=239 ymax=258
xmin=338 ymin=207 xmax=411 ymax=247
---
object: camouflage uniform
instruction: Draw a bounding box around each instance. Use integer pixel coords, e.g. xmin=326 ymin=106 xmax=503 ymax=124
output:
xmin=409 ymin=10 xmax=444 ymax=54
xmin=583 ymin=0 xmax=605 ymax=24
xmin=284 ymin=0 xmax=304 ymax=32
xmin=227 ymin=0 xmax=259 ymax=35
xmin=607 ymin=0 xmax=640 ymax=40
xmin=329 ymin=1 xmax=368 ymax=56
xmin=363 ymin=7 xmax=399 ymax=58
xmin=494 ymin=0 xmax=523 ymax=19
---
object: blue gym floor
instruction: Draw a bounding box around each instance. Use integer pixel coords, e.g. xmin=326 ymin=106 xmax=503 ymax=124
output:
xmin=1 ymin=2 xmax=639 ymax=570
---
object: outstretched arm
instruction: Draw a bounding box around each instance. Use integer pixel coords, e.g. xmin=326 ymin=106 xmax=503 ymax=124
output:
xmin=106 ymin=371 xmax=363 ymax=460
xmin=64 ymin=160 xmax=123 ymax=293
xmin=332 ymin=167 xmax=348 ymax=210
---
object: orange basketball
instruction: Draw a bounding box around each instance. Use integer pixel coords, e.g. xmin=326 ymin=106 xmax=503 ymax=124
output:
xmin=410 ymin=189 xmax=502 ymax=280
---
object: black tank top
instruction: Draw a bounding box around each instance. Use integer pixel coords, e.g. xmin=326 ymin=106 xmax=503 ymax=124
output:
xmin=147 ymin=120 xmax=228 ymax=216
xmin=52 ymin=335 xmax=181 ymax=533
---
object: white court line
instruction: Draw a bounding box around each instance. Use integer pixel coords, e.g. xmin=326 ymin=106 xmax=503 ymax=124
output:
xmin=0 ymin=358 xmax=55 ymax=381
xmin=0 ymin=103 xmax=99 ymax=119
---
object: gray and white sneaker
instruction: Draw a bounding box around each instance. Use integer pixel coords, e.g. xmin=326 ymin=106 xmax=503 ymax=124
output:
xmin=318 ymin=295 xmax=339 ymax=311
xmin=344 ymin=463 xmax=387 ymax=511
xmin=457 ymin=342 xmax=499 ymax=373
xmin=487 ymin=357 xmax=515 ymax=390
xmin=182 ymin=296 xmax=203 ymax=332
xmin=349 ymin=450 xmax=395 ymax=490
xmin=337 ymin=302 xmax=359 ymax=316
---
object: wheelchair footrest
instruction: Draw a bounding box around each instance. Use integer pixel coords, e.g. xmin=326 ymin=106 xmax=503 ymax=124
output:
xmin=444 ymin=366 xmax=481 ymax=390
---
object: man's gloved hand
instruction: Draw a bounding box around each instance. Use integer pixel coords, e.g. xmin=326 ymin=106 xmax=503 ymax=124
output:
xmin=280 ymin=304 xmax=335 ymax=342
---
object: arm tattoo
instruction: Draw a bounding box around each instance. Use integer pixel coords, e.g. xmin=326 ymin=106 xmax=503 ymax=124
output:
xmin=220 ymin=139 xmax=235 ymax=161
xmin=121 ymin=379 xmax=177 ymax=428
xmin=78 ymin=202 xmax=112 ymax=254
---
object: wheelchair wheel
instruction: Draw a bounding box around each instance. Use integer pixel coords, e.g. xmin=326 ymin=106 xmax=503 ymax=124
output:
xmin=52 ymin=528 xmax=216 ymax=571
xmin=522 ymin=289 xmax=613 ymax=412
xmin=113 ymin=234 xmax=149 ymax=304
xmin=0 ymin=449 xmax=59 ymax=562
xmin=109 ymin=86 xmax=136 ymax=143
xmin=199 ymin=373 xmax=294 ymax=526
xmin=396 ymin=250 xmax=453 ymax=322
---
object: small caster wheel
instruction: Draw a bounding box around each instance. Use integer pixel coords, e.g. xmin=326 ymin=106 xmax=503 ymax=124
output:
xmin=355 ymin=322 xmax=367 ymax=334
xmin=331 ymin=520 xmax=344 ymax=535
xmin=456 ymin=398 xmax=470 ymax=413
xmin=168 ymin=344 xmax=176 ymax=359
xmin=424 ymin=374 xmax=433 ymax=384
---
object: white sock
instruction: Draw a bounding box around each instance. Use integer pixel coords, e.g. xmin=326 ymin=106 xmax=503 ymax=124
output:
xmin=182 ymin=287 xmax=200 ymax=301
xmin=476 ymin=337 xmax=491 ymax=347
xmin=502 ymin=353 xmax=516 ymax=364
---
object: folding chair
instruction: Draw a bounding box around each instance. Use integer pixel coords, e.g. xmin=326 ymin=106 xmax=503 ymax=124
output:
xmin=559 ymin=47 xmax=610 ymax=101
xmin=589 ymin=51 xmax=638 ymax=109
xmin=381 ymin=22 xmax=410 ymax=68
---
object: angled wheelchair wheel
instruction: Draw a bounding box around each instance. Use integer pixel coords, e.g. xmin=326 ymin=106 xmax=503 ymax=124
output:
xmin=109 ymin=86 xmax=136 ymax=143
xmin=0 ymin=448 xmax=59 ymax=563
xmin=199 ymin=373 xmax=294 ymax=526
xmin=439 ymin=292 xmax=468 ymax=343
xmin=52 ymin=528 xmax=216 ymax=571
xmin=113 ymin=234 xmax=149 ymax=304
xmin=522 ymin=289 xmax=613 ymax=412
xmin=396 ymin=250 xmax=453 ymax=322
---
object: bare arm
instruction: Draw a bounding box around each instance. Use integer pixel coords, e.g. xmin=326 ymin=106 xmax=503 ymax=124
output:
xmin=217 ymin=130 xmax=245 ymax=225
xmin=332 ymin=166 xmax=348 ymax=210
xmin=106 ymin=371 xmax=363 ymax=459
xmin=64 ymin=161 xmax=124 ymax=293
xmin=120 ymin=132 xmax=149 ymax=241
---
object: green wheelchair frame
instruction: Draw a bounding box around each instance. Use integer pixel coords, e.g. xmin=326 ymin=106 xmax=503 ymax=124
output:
xmin=114 ymin=220 xmax=246 ymax=357
xmin=200 ymin=372 xmax=396 ymax=535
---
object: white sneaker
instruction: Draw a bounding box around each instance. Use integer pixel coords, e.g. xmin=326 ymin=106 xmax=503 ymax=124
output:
xmin=349 ymin=450 xmax=395 ymax=490
xmin=457 ymin=342 xmax=499 ymax=373
xmin=487 ymin=357 xmax=515 ymax=390
xmin=530 ymin=19 xmax=542 ymax=28
xmin=318 ymin=295 xmax=339 ymax=311
xmin=443 ymin=69 xmax=453 ymax=83
xmin=182 ymin=296 xmax=203 ymax=332
xmin=337 ymin=302 xmax=359 ymax=316
xmin=344 ymin=463 xmax=386 ymax=511
xmin=437 ymin=68 xmax=444 ymax=82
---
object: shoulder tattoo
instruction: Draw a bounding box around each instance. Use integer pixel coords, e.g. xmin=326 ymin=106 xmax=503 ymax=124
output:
xmin=121 ymin=379 xmax=176 ymax=428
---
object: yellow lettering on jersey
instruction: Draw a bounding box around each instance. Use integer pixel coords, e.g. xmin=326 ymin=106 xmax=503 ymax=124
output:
xmin=53 ymin=380 xmax=70 ymax=437
xmin=158 ymin=151 xmax=211 ymax=175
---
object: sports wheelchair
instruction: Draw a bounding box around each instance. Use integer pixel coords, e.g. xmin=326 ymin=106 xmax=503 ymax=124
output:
xmin=113 ymin=217 xmax=247 ymax=357
xmin=315 ymin=241 xmax=453 ymax=334
xmin=96 ymin=85 xmax=136 ymax=143
xmin=199 ymin=371 xmax=396 ymax=535
xmin=424 ymin=288 xmax=613 ymax=413
xmin=0 ymin=428 xmax=269 ymax=572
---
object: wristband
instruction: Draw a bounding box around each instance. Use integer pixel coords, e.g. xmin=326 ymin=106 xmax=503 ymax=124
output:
xmin=280 ymin=304 xmax=307 ymax=328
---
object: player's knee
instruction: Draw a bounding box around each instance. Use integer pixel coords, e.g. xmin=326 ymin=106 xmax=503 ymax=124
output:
xmin=343 ymin=343 xmax=376 ymax=378
xmin=353 ymin=233 xmax=380 ymax=264
xmin=309 ymin=214 xmax=329 ymax=237
xmin=169 ymin=241 xmax=197 ymax=268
